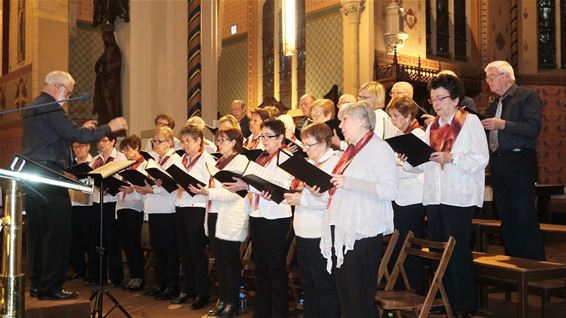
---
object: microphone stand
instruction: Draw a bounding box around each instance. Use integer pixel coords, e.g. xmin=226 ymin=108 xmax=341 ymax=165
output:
xmin=90 ymin=176 xmax=132 ymax=318
xmin=0 ymin=93 xmax=91 ymax=116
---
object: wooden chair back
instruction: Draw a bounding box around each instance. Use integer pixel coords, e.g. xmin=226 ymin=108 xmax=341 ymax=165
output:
xmin=377 ymin=229 xmax=400 ymax=288
xmin=378 ymin=231 xmax=456 ymax=318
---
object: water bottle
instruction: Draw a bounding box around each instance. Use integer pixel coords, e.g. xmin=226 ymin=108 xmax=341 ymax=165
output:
xmin=239 ymin=284 xmax=247 ymax=313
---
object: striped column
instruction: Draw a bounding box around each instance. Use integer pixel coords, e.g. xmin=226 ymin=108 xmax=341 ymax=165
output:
xmin=187 ymin=0 xmax=202 ymax=117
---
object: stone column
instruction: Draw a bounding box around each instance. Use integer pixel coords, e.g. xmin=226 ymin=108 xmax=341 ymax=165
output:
xmin=341 ymin=0 xmax=364 ymax=94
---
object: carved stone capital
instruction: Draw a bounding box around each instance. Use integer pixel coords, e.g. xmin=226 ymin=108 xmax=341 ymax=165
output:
xmin=341 ymin=0 xmax=365 ymax=24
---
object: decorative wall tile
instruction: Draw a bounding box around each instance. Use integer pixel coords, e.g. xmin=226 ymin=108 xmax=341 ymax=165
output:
xmin=218 ymin=37 xmax=248 ymax=115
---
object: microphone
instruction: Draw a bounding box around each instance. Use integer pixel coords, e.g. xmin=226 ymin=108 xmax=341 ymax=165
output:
xmin=0 ymin=92 xmax=93 ymax=116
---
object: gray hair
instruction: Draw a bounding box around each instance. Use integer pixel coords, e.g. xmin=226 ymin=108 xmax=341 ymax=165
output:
xmin=484 ymin=60 xmax=516 ymax=82
xmin=44 ymin=71 xmax=75 ymax=86
xmin=338 ymin=100 xmax=376 ymax=131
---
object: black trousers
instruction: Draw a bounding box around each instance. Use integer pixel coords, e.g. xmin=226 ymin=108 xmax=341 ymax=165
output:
xmin=333 ymin=231 xmax=381 ymax=318
xmin=89 ymin=202 xmax=122 ymax=284
xmin=390 ymin=202 xmax=426 ymax=295
xmin=491 ymin=151 xmax=545 ymax=260
xmin=69 ymin=205 xmax=91 ymax=278
xmin=250 ymin=217 xmax=290 ymax=318
xmin=117 ymin=209 xmax=145 ymax=279
xmin=149 ymin=213 xmax=179 ymax=289
xmin=25 ymin=185 xmax=72 ymax=293
xmin=428 ymin=204 xmax=475 ymax=313
xmin=175 ymin=206 xmax=209 ymax=297
xmin=208 ymin=213 xmax=242 ymax=304
xmin=296 ymin=236 xmax=339 ymax=318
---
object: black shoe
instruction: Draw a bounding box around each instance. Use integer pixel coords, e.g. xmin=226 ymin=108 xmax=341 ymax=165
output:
xmin=207 ymin=299 xmax=225 ymax=316
xmin=171 ymin=292 xmax=194 ymax=304
xmin=37 ymin=289 xmax=79 ymax=300
xmin=155 ymin=288 xmax=177 ymax=301
xmin=143 ymin=286 xmax=164 ymax=297
xmin=29 ymin=288 xmax=38 ymax=298
xmin=455 ymin=310 xmax=475 ymax=318
xmin=126 ymin=279 xmax=145 ymax=292
xmin=217 ymin=303 xmax=237 ymax=318
xmin=429 ymin=306 xmax=447 ymax=315
xmin=191 ymin=296 xmax=209 ymax=309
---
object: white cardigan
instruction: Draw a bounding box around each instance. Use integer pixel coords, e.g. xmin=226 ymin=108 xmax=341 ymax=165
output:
xmin=205 ymin=154 xmax=250 ymax=242
xmin=321 ymin=134 xmax=398 ymax=272
xmin=293 ymin=149 xmax=340 ymax=239
xmin=395 ymin=128 xmax=425 ymax=206
xmin=116 ymin=160 xmax=146 ymax=212
xmin=175 ymin=151 xmax=216 ymax=208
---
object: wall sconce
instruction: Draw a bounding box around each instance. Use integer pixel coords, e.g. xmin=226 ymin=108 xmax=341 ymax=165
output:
xmin=282 ymin=0 xmax=296 ymax=56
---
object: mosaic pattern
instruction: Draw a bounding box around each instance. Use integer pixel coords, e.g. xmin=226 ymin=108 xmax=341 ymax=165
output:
xmin=305 ymin=10 xmax=343 ymax=98
xmin=218 ymin=38 xmax=248 ymax=116
xmin=69 ymin=24 xmax=104 ymax=121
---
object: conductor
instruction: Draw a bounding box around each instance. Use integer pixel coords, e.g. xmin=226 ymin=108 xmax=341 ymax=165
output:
xmin=21 ymin=71 xmax=128 ymax=300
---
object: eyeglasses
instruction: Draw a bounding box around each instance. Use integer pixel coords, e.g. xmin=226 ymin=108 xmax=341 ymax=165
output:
xmin=258 ymin=134 xmax=280 ymax=140
xmin=303 ymin=142 xmax=320 ymax=149
xmin=72 ymin=144 xmax=88 ymax=149
xmin=216 ymin=137 xmax=231 ymax=144
xmin=389 ymin=113 xmax=405 ymax=120
xmin=98 ymin=138 xmax=111 ymax=143
xmin=486 ymin=73 xmax=505 ymax=80
xmin=150 ymin=139 xmax=168 ymax=145
xmin=428 ymin=95 xmax=452 ymax=104
xmin=58 ymin=84 xmax=73 ymax=96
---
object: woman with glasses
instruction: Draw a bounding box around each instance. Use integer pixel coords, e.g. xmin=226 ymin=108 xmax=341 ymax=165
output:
xmin=136 ymin=127 xmax=181 ymax=301
xmin=89 ymin=134 xmax=127 ymax=287
xmin=116 ymin=135 xmax=147 ymax=292
xmin=283 ymin=123 xmax=340 ymax=318
xmin=320 ymin=101 xmax=398 ymax=317
xmin=190 ymin=128 xmax=249 ymax=318
xmin=401 ymin=74 xmax=488 ymax=317
xmin=170 ymin=125 xmax=217 ymax=308
xmin=385 ymin=96 xmax=427 ymax=295
xmin=225 ymin=119 xmax=293 ymax=318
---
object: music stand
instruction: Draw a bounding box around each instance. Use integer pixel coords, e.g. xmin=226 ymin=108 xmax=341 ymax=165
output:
xmin=88 ymin=160 xmax=135 ymax=318
xmin=0 ymin=156 xmax=94 ymax=318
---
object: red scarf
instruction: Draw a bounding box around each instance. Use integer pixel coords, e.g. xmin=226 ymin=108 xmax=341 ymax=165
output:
xmin=404 ymin=119 xmax=423 ymax=134
xmin=244 ymin=136 xmax=260 ymax=149
xmin=130 ymin=156 xmax=145 ymax=170
xmin=327 ymin=131 xmax=374 ymax=208
xmin=182 ymin=151 xmax=203 ymax=172
xmin=206 ymin=153 xmax=238 ymax=212
xmin=429 ymin=108 xmax=468 ymax=153
xmin=92 ymin=155 xmax=114 ymax=169
xmin=158 ymin=155 xmax=171 ymax=166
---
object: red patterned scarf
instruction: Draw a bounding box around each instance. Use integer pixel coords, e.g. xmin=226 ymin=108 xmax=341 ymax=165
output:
xmin=405 ymin=119 xmax=424 ymax=134
xmin=429 ymin=108 xmax=468 ymax=153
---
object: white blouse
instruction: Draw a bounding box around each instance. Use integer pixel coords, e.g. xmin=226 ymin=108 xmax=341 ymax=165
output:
xmin=248 ymin=153 xmax=293 ymax=220
xmin=321 ymin=134 xmax=398 ymax=272
xmin=175 ymin=151 xmax=216 ymax=208
xmin=143 ymin=148 xmax=180 ymax=214
xmin=293 ymin=149 xmax=340 ymax=239
xmin=403 ymin=114 xmax=489 ymax=208
xmin=116 ymin=160 xmax=147 ymax=213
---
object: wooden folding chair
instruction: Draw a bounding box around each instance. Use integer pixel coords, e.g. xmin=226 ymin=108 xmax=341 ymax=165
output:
xmin=375 ymin=231 xmax=456 ymax=318
xmin=377 ymin=229 xmax=400 ymax=289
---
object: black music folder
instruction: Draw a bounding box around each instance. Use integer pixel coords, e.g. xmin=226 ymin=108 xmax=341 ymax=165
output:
xmin=325 ymin=118 xmax=344 ymax=141
xmin=385 ymin=133 xmax=434 ymax=167
xmin=102 ymin=177 xmax=129 ymax=196
xmin=119 ymin=169 xmax=154 ymax=187
xmin=276 ymin=149 xmax=333 ymax=192
xmin=166 ymin=164 xmax=206 ymax=196
xmin=241 ymin=174 xmax=289 ymax=204
xmin=144 ymin=160 xmax=179 ymax=193
xmin=66 ymin=162 xmax=92 ymax=179
xmin=212 ymin=170 xmax=248 ymax=198
xmin=242 ymin=148 xmax=263 ymax=161
xmin=285 ymin=138 xmax=307 ymax=157
xmin=140 ymin=151 xmax=155 ymax=161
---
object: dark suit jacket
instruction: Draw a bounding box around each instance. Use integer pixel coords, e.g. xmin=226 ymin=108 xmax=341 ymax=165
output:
xmin=486 ymin=84 xmax=541 ymax=151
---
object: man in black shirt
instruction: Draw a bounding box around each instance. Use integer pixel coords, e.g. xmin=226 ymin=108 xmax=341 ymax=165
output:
xmin=482 ymin=60 xmax=545 ymax=260
xmin=230 ymin=99 xmax=250 ymax=137
xmin=22 ymin=71 xmax=128 ymax=300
